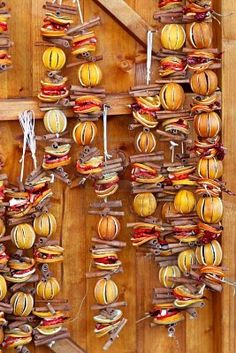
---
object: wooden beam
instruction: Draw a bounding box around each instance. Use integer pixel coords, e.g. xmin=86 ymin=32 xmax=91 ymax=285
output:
xmin=0 ymin=92 xmax=221 ymax=121
xmin=93 ymin=0 xmax=160 ymax=53
xmin=0 ymin=94 xmax=131 ymax=120
xmin=48 ymin=338 xmax=86 ymax=353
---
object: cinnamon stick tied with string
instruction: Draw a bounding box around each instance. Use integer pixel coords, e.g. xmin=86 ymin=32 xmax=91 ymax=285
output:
xmin=34 ymin=331 xmax=70 ymax=346
xmin=103 ymin=318 xmax=128 ymax=351
xmin=10 ymin=274 xmax=39 ymax=293
xmin=91 ymin=301 xmax=127 ymax=311
xmin=152 ymin=298 xmax=175 ymax=304
xmin=88 ymin=209 xmax=124 ymax=217
xmin=159 ymin=260 xmax=178 ymax=267
xmin=43 ymin=2 xmax=77 ymax=15
xmin=33 ymin=303 xmax=71 ymax=312
xmin=86 ymin=267 xmax=123 ymax=279
xmin=153 ymin=293 xmax=176 ymax=300
xmin=66 ymin=55 xmax=103 ymax=68
xmin=91 ymin=237 xmax=126 ymax=248
xmin=189 ymin=270 xmax=223 ymax=292
xmin=66 ymin=16 xmax=101 ymax=35
xmin=90 ymin=200 xmax=122 ymax=209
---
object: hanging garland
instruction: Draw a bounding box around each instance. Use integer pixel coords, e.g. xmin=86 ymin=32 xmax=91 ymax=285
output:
xmin=129 ymin=0 xmax=235 ymax=339
xmin=0 ymin=1 xmax=12 ymax=73
xmin=66 ymin=9 xmax=128 ymax=350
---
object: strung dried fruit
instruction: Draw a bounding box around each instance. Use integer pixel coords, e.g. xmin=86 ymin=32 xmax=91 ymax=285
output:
xmin=133 ymin=192 xmax=157 ymax=217
xmin=135 ymin=129 xmax=156 ymax=153
xmin=78 ymin=62 xmax=102 ymax=87
xmin=42 ymin=47 xmax=66 ymax=71
xmin=0 ymin=275 xmax=7 ymax=300
xmin=73 ymin=121 xmax=97 ymax=146
xmin=97 ymin=215 xmax=120 ymax=241
xmin=36 ymin=277 xmax=60 ymax=300
xmin=94 ymin=278 xmax=118 ymax=305
xmin=159 ymin=265 xmax=181 ymax=288
xmin=11 ymin=223 xmax=36 ymax=250
xmin=161 ymin=24 xmax=186 ymax=50
xmin=195 ymin=240 xmax=222 ymax=266
xmin=186 ymin=22 xmax=213 ymax=49
xmin=94 ymin=309 xmax=123 ymax=337
xmin=43 ymin=110 xmax=67 ymax=134
xmin=72 ymin=31 xmax=97 ymax=56
xmin=178 ymin=249 xmax=196 ymax=273
xmin=160 ymin=83 xmax=185 ymax=111
xmin=34 ymin=212 xmax=57 ymax=237
xmin=10 ymin=292 xmax=34 ymax=317
xmin=194 ymin=111 xmax=221 ymax=138
xmin=196 ymin=196 xmax=223 ymax=223
xmin=174 ymin=190 xmax=196 ymax=214
xmin=161 ymin=201 xmax=178 ymax=221
xmin=190 ymin=70 xmax=218 ymax=96
xmin=197 ymin=157 xmax=223 ymax=179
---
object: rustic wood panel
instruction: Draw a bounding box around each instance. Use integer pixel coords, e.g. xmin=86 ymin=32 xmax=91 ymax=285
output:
xmin=0 ymin=1 xmax=234 ymax=353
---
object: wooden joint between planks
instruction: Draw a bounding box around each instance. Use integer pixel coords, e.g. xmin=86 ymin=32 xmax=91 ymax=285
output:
xmin=93 ymin=0 xmax=160 ymax=53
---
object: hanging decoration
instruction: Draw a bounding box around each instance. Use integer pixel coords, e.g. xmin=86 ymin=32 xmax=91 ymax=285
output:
xmin=0 ymin=1 xmax=12 ymax=72
xmin=127 ymin=0 xmax=235 ymax=340
xmin=0 ymin=109 xmax=70 ymax=353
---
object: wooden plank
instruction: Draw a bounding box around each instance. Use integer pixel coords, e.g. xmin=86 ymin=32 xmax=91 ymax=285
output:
xmin=93 ymin=0 xmax=160 ymax=53
xmin=221 ymin=1 xmax=236 ymax=353
xmin=85 ymin=0 xmax=137 ymax=93
xmin=0 ymin=92 xmax=219 ymax=121
xmin=7 ymin=0 xmax=33 ymax=98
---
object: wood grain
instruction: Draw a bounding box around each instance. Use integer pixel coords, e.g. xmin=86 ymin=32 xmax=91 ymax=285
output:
xmin=0 ymin=1 xmax=234 ymax=353
xmin=93 ymin=0 xmax=160 ymax=53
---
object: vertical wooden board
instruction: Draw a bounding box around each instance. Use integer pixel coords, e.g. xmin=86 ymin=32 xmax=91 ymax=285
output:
xmin=185 ymin=292 xmax=214 ymax=353
xmin=80 ymin=0 xmax=137 ymax=93
xmin=6 ymin=0 xmax=32 ymax=98
xmin=32 ymin=0 xmax=48 ymax=98
xmin=221 ymin=0 xmax=236 ymax=350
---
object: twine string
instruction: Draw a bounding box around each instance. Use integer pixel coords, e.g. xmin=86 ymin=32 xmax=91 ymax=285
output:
xmin=67 ymin=261 xmax=92 ymax=324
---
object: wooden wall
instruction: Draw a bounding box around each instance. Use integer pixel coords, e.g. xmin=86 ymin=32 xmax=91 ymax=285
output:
xmin=0 ymin=1 xmax=235 ymax=353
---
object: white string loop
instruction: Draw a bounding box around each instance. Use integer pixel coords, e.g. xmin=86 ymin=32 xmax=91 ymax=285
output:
xmin=146 ymin=30 xmax=154 ymax=85
xmin=19 ymin=110 xmax=37 ymax=182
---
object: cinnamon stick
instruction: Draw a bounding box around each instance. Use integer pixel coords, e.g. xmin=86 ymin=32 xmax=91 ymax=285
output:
xmin=34 ymin=304 xmax=70 ymax=312
xmin=66 ymin=17 xmax=101 ymax=35
xmin=103 ymin=318 xmax=127 ymax=351
xmin=91 ymin=301 xmax=127 ymax=310
xmin=91 ymin=237 xmax=126 ymax=248
xmin=88 ymin=210 xmax=124 ymax=216
xmin=153 ymin=288 xmax=173 ymax=294
xmin=156 ymin=129 xmax=186 ymax=141
xmin=152 ymin=298 xmax=174 ymax=304
xmin=34 ymin=331 xmax=70 ymax=346
xmin=183 ymin=47 xmax=219 ymax=54
xmin=70 ymin=85 xmax=105 ymax=94
xmin=66 ymin=55 xmax=103 ymax=68
xmin=153 ymin=293 xmax=175 ymax=299
xmin=90 ymin=200 xmax=122 ymax=208
xmin=86 ymin=268 xmax=123 ymax=279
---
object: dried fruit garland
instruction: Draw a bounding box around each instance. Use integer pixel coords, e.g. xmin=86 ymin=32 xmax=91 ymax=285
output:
xmin=0 ymin=1 xmax=12 ymax=73
xmin=38 ymin=1 xmax=127 ymax=350
xmin=129 ymin=0 xmax=234 ymax=338
xmin=67 ymin=16 xmax=128 ymax=353
xmin=0 ymin=114 xmax=68 ymax=353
